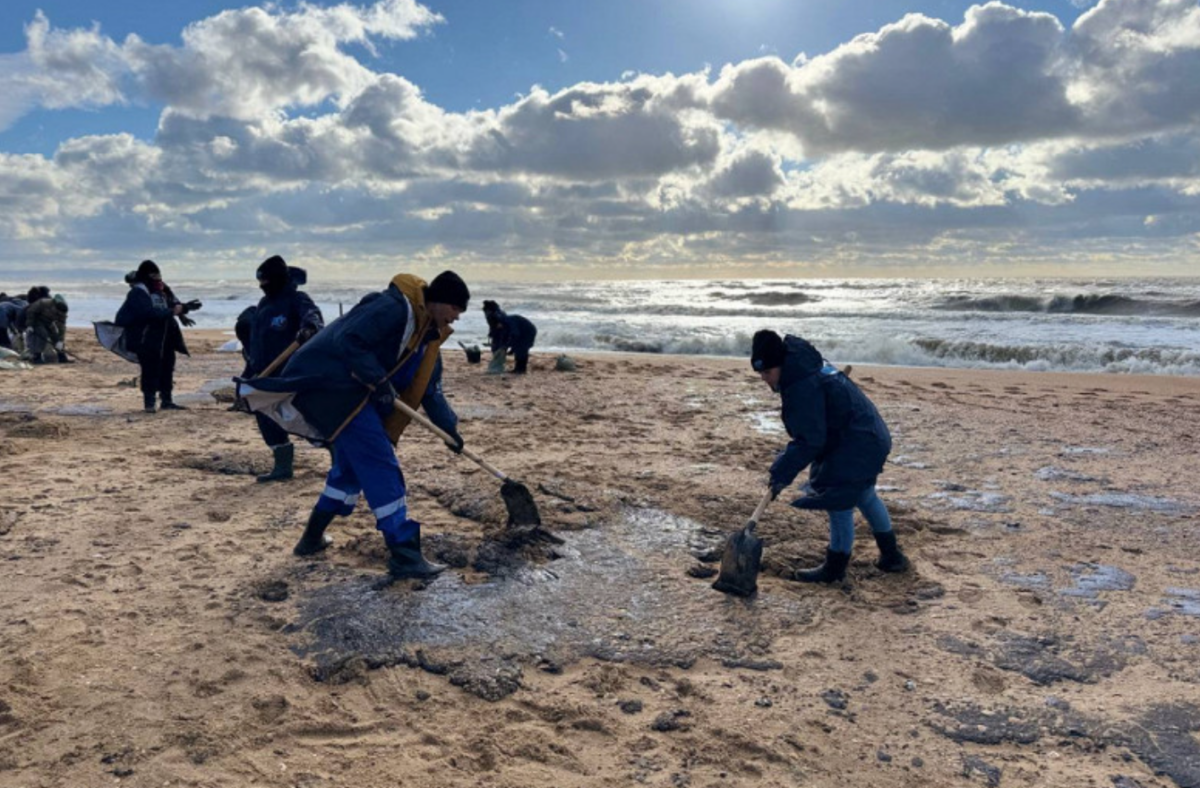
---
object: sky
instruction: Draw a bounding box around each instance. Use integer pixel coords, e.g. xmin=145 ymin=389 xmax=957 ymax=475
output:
xmin=1 ymin=0 xmax=1200 ymax=282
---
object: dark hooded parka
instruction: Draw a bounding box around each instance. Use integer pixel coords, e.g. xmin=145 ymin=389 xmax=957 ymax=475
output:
xmin=115 ymin=260 xmax=188 ymax=359
xmin=236 ymin=256 xmax=324 ymax=377
xmin=769 ymin=335 xmax=892 ymax=511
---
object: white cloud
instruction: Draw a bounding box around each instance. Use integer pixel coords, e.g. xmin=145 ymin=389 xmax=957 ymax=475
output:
xmin=4 ymin=1 xmax=1200 ymax=274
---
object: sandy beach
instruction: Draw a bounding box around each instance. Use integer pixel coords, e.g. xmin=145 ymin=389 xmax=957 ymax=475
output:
xmin=2 ymin=328 xmax=1200 ymax=788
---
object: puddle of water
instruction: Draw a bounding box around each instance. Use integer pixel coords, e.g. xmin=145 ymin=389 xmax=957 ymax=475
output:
xmin=747 ymin=412 xmax=784 ymax=434
xmin=41 ymin=403 xmax=113 ymax=416
xmin=1035 ymin=466 xmax=1098 ymax=483
xmin=293 ymin=509 xmax=815 ymax=674
xmin=1060 ymin=563 xmax=1136 ymax=599
xmin=1001 ymin=572 xmax=1052 ymax=589
xmin=926 ymin=491 xmax=1011 ymax=513
xmin=1164 ymin=588 xmax=1200 ymax=618
xmin=1049 ymin=492 xmax=1192 ymax=514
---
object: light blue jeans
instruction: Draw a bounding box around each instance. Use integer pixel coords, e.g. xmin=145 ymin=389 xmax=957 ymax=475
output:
xmin=828 ymin=486 xmax=892 ymax=554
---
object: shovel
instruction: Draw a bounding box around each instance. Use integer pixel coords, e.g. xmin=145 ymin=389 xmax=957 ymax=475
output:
xmin=390 ymin=398 xmax=557 ymax=544
xmin=712 ymin=488 xmax=772 ymax=597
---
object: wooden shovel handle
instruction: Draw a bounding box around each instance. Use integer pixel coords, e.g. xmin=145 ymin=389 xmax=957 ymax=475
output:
xmin=391 ymin=398 xmax=508 ymax=481
xmin=746 ymin=487 xmax=773 ymax=532
xmin=258 ymin=340 xmax=300 ymax=378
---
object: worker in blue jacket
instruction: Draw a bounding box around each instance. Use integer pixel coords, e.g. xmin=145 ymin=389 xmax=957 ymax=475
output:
xmin=235 ymin=255 xmax=324 ymax=483
xmin=239 ymin=271 xmax=469 ymax=580
xmin=752 ymin=330 xmax=909 ymax=583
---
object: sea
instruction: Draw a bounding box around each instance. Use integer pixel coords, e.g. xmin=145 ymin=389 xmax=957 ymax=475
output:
xmin=45 ymin=277 xmax=1200 ymax=376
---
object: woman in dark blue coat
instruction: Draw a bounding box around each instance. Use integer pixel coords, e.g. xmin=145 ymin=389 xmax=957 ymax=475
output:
xmin=115 ymin=260 xmax=200 ymax=413
xmin=753 ymin=330 xmax=909 ymax=583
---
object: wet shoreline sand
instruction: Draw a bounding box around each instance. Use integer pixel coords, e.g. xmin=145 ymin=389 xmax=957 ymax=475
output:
xmin=2 ymin=328 xmax=1200 ymax=787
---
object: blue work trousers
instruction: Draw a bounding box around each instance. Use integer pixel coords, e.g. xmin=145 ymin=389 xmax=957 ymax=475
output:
xmin=313 ymin=407 xmax=417 ymax=543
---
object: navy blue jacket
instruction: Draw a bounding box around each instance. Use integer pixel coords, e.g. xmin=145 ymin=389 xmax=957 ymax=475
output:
xmin=0 ymin=299 xmax=27 ymax=333
xmin=245 ymin=283 xmax=455 ymax=439
xmin=236 ymin=268 xmax=323 ymax=376
xmin=769 ymin=336 xmax=891 ymax=511
xmin=489 ymin=310 xmax=537 ymax=353
xmin=115 ymin=284 xmax=189 ymax=357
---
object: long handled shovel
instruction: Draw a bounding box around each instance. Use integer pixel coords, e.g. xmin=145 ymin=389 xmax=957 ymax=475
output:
xmin=390 ymin=399 xmax=557 ymax=543
xmin=712 ymin=488 xmax=772 ymax=597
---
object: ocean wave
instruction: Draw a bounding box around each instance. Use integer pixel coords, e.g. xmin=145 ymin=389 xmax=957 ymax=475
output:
xmin=709 ymin=290 xmax=818 ymax=306
xmin=911 ymin=337 xmax=1200 ymax=375
xmin=936 ymin=293 xmax=1200 ymax=317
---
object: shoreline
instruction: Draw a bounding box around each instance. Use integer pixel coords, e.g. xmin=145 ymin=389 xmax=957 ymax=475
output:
xmin=58 ymin=326 xmax=1200 ymax=391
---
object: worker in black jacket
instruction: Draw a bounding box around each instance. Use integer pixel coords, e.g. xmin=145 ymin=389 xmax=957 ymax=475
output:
xmin=235 ymin=255 xmax=324 ymax=482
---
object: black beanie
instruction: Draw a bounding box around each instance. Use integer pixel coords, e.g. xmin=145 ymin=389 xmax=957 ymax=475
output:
xmin=426 ymin=271 xmax=470 ymax=310
xmin=257 ymin=255 xmax=288 ymax=284
xmin=136 ymin=260 xmax=161 ymax=283
xmin=751 ymin=330 xmax=786 ymax=371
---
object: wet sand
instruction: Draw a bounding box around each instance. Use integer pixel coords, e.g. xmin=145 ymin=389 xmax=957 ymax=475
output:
xmin=2 ymin=328 xmax=1200 ymax=787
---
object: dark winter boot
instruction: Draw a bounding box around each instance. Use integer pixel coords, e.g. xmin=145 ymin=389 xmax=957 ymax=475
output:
xmin=792 ymin=548 xmax=851 ymax=584
xmin=257 ymin=444 xmax=295 ymax=483
xmin=293 ymin=508 xmax=335 ymax=556
xmin=160 ymin=397 xmax=187 ymax=411
xmin=386 ymin=533 xmax=445 ymax=580
xmin=872 ymin=530 xmax=910 ymax=573
xmin=143 ymin=392 xmax=157 ymax=413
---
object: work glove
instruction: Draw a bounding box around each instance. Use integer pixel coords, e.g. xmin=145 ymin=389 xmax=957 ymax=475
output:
xmin=769 ymin=480 xmax=787 ymax=501
xmin=444 ymin=427 xmax=464 ymax=455
xmin=372 ymin=381 xmax=397 ymax=419
xmin=179 ymin=315 xmax=196 ymax=327
xmin=296 ymin=324 xmax=319 ymax=343
xmin=53 ymin=341 xmax=64 ymax=352
xmin=183 ymin=299 xmax=203 ymax=313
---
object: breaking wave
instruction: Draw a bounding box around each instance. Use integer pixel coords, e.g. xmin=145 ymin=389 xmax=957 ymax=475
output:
xmin=936 ymin=293 xmax=1200 ymax=317
xmin=537 ymin=329 xmax=1200 ymax=376
xmin=709 ymin=290 xmax=818 ymax=306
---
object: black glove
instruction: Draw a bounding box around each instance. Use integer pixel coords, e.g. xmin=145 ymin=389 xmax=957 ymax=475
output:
xmin=183 ymin=299 xmax=203 ymax=313
xmin=444 ymin=427 xmax=464 ymax=454
xmin=372 ymin=381 xmax=397 ymax=419
xmin=179 ymin=314 xmax=196 ymax=327
xmin=296 ymin=324 xmax=319 ymax=343
xmin=769 ymin=480 xmax=787 ymax=501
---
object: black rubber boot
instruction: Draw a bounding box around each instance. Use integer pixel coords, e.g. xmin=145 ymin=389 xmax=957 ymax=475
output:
xmin=293 ymin=508 xmax=335 ymax=556
xmin=386 ymin=533 xmax=445 ymax=580
xmin=160 ymin=400 xmax=187 ymax=410
xmin=143 ymin=392 xmax=157 ymax=414
xmin=792 ymin=548 xmax=851 ymax=584
xmin=257 ymin=444 xmax=295 ymax=483
xmin=873 ymin=530 xmax=910 ymax=573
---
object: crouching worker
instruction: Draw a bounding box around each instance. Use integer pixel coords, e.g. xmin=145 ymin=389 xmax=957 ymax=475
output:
xmin=25 ymin=293 xmax=71 ymax=364
xmin=238 ymin=272 xmax=469 ymax=580
xmin=235 ymin=255 xmax=324 ymax=483
xmin=482 ymin=300 xmax=537 ymax=374
xmin=752 ymin=330 xmax=908 ymax=583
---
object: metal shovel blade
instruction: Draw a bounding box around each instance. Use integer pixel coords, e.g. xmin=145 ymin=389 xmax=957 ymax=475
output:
xmin=501 ymin=479 xmax=540 ymax=528
xmin=711 ymin=522 xmax=764 ymax=597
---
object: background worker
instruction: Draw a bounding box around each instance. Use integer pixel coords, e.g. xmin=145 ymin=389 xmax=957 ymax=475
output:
xmin=752 ymin=329 xmax=909 ymax=583
xmin=115 ymin=260 xmax=201 ymax=412
xmin=25 ymin=293 xmax=71 ymax=364
xmin=482 ymin=299 xmax=538 ymax=374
